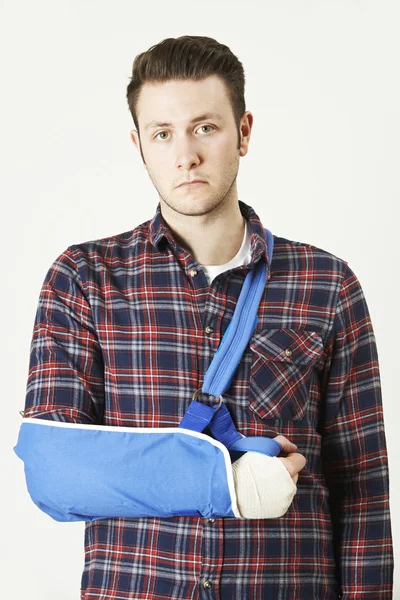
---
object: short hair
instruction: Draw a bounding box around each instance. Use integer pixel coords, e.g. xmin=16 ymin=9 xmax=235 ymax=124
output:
xmin=126 ymin=35 xmax=246 ymax=149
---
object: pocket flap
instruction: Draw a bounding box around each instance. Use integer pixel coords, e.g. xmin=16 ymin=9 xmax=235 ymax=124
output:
xmin=249 ymin=328 xmax=324 ymax=366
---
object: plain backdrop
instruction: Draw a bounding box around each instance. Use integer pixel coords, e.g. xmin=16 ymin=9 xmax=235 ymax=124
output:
xmin=1 ymin=1 xmax=399 ymax=597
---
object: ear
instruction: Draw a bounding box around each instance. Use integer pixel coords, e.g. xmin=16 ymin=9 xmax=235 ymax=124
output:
xmin=130 ymin=129 xmax=138 ymax=147
xmin=130 ymin=130 xmax=147 ymax=169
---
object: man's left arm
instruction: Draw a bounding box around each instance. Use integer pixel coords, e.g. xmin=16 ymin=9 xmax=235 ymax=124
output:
xmin=320 ymin=264 xmax=394 ymax=599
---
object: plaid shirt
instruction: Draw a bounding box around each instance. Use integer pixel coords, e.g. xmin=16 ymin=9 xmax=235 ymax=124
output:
xmin=21 ymin=200 xmax=394 ymax=599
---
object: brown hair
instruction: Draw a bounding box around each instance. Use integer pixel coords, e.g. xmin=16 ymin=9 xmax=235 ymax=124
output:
xmin=126 ymin=35 xmax=246 ymax=150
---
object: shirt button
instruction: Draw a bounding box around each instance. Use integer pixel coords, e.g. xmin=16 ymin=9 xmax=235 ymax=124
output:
xmin=203 ymin=581 xmax=212 ymax=589
xmin=206 ymin=518 xmax=215 ymax=524
xmin=189 ymin=268 xmax=198 ymax=277
xmin=205 ymin=326 xmax=214 ymax=334
xmin=285 ymin=348 xmax=293 ymax=357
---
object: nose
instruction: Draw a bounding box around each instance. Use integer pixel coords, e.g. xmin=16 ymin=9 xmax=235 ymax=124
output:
xmin=175 ymin=137 xmax=202 ymax=171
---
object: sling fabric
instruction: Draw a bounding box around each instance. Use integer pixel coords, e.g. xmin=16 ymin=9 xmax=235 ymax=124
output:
xmin=14 ymin=417 xmax=241 ymax=521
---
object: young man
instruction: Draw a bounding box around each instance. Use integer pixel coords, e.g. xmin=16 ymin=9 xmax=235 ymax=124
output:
xmin=18 ymin=36 xmax=393 ymax=598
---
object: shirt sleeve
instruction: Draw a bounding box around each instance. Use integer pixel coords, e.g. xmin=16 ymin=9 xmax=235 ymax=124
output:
xmin=22 ymin=247 xmax=105 ymax=424
xmin=320 ymin=264 xmax=394 ymax=599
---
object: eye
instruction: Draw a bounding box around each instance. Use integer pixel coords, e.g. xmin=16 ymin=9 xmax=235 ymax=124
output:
xmin=198 ymin=125 xmax=215 ymax=134
xmin=154 ymin=125 xmax=215 ymax=141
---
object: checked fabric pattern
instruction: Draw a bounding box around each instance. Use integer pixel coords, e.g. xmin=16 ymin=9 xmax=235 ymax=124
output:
xmin=21 ymin=200 xmax=394 ymax=599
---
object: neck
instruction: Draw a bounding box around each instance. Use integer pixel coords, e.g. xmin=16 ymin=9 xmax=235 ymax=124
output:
xmin=159 ymin=196 xmax=246 ymax=266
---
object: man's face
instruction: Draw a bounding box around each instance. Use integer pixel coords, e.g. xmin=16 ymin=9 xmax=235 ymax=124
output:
xmin=130 ymin=75 xmax=252 ymax=217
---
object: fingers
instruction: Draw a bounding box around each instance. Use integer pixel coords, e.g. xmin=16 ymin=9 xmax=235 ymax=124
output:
xmin=272 ymin=435 xmax=307 ymax=484
xmin=278 ymin=453 xmax=307 ymax=481
xmin=273 ymin=434 xmax=297 ymax=454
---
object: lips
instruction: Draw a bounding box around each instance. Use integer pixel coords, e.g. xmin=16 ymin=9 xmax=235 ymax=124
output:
xmin=178 ymin=180 xmax=206 ymax=187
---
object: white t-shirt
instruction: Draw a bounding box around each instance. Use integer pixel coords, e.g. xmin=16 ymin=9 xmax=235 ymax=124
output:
xmin=201 ymin=218 xmax=252 ymax=286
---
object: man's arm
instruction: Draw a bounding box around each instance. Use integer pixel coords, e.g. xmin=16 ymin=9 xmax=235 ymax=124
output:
xmin=320 ymin=264 xmax=394 ymax=599
xmin=21 ymin=247 xmax=105 ymax=424
xmin=15 ymin=247 xmax=306 ymax=523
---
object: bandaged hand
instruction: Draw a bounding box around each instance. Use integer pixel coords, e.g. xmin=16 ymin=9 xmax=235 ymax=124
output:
xmin=231 ymin=435 xmax=306 ymax=519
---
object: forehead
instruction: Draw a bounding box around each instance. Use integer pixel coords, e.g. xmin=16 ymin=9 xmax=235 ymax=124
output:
xmin=137 ymin=75 xmax=232 ymax=130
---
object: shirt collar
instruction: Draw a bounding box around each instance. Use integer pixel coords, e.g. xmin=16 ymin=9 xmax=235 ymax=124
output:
xmin=148 ymin=199 xmax=271 ymax=269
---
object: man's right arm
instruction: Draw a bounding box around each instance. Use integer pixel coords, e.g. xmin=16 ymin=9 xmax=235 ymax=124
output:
xmin=21 ymin=247 xmax=105 ymax=425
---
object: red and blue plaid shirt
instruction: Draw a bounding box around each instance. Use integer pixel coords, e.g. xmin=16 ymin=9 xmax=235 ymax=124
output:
xmin=22 ymin=200 xmax=394 ymax=599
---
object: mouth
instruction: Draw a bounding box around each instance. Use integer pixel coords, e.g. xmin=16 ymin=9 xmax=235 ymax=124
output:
xmin=177 ymin=181 xmax=207 ymax=188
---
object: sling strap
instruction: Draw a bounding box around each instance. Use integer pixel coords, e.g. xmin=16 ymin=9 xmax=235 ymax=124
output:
xmin=179 ymin=228 xmax=281 ymax=458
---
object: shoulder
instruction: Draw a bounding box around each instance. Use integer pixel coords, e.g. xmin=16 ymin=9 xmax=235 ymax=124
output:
xmin=271 ymin=232 xmax=351 ymax=282
xmin=52 ymin=218 xmax=152 ymax=275
xmin=67 ymin=218 xmax=151 ymax=261
xmin=42 ymin=218 xmax=152 ymax=290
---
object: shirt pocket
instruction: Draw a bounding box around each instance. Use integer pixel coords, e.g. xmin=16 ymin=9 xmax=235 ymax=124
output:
xmin=248 ymin=328 xmax=324 ymax=421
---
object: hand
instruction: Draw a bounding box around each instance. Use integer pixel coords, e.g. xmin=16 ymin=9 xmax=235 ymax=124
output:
xmin=273 ymin=435 xmax=306 ymax=485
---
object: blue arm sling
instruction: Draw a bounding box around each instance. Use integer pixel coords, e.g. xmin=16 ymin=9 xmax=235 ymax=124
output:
xmin=14 ymin=228 xmax=281 ymax=522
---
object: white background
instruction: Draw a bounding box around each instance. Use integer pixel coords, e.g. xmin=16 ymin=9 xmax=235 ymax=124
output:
xmin=2 ymin=0 xmax=398 ymax=597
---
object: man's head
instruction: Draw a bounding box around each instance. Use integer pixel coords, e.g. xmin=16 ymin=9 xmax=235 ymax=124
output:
xmin=126 ymin=36 xmax=253 ymax=218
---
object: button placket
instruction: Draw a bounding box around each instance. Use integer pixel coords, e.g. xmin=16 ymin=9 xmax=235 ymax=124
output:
xmin=199 ymin=516 xmax=220 ymax=596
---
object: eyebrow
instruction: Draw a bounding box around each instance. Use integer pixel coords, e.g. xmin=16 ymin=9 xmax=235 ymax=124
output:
xmin=144 ymin=112 xmax=223 ymax=132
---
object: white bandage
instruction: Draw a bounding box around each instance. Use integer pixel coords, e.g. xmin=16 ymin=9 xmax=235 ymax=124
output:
xmin=231 ymin=451 xmax=297 ymax=519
